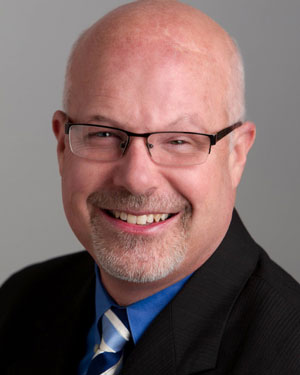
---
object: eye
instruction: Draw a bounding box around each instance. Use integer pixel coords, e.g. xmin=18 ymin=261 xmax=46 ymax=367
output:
xmin=169 ymin=139 xmax=188 ymax=145
xmin=155 ymin=133 xmax=210 ymax=154
xmin=89 ymin=131 xmax=113 ymax=138
xmin=83 ymin=128 xmax=125 ymax=148
xmin=165 ymin=136 xmax=192 ymax=147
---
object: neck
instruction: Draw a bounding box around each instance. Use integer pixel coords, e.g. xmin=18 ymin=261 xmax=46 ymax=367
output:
xmin=99 ymin=270 xmax=187 ymax=306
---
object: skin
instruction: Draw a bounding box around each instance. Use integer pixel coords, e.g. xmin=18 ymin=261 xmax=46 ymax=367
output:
xmin=53 ymin=0 xmax=256 ymax=305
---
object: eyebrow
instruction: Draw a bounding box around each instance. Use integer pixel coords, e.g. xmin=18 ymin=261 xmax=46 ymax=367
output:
xmin=86 ymin=115 xmax=123 ymax=127
xmin=82 ymin=113 xmax=206 ymax=132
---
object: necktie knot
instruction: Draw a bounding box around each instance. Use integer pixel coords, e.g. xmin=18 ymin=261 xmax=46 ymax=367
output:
xmin=87 ymin=307 xmax=130 ymax=375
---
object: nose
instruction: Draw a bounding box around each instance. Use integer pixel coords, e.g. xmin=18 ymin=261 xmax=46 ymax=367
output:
xmin=111 ymin=137 xmax=160 ymax=196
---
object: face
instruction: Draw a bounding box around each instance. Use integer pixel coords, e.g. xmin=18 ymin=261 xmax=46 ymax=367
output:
xmin=53 ymin=39 xmax=242 ymax=284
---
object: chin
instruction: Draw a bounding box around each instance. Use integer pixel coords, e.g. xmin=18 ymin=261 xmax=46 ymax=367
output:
xmin=90 ymin=230 xmax=187 ymax=283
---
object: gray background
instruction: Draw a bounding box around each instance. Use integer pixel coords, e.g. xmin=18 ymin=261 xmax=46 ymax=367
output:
xmin=1 ymin=0 xmax=299 ymax=285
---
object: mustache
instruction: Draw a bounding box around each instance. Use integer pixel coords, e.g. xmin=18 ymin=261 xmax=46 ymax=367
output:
xmin=87 ymin=190 xmax=190 ymax=213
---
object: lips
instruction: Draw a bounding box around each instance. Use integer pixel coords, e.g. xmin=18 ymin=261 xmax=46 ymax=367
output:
xmin=108 ymin=210 xmax=171 ymax=225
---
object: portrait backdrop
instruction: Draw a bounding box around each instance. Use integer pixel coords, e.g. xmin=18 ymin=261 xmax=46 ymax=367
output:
xmin=1 ymin=0 xmax=299 ymax=284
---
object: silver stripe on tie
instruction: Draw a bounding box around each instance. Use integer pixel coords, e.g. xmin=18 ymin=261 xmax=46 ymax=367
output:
xmin=104 ymin=309 xmax=130 ymax=340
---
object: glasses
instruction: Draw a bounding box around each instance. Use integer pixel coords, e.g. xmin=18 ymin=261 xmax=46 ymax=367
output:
xmin=65 ymin=121 xmax=243 ymax=166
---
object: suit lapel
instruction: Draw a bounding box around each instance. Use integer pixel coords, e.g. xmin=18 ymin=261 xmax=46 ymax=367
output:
xmin=122 ymin=304 xmax=176 ymax=375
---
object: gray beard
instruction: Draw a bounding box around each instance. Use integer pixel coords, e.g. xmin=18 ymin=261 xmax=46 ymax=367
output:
xmin=88 ymin=190 xmax=191 ymax=283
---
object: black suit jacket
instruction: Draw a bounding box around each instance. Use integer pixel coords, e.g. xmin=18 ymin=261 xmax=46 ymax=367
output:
xmin=1 ymin=210 xmax=300 ymax=374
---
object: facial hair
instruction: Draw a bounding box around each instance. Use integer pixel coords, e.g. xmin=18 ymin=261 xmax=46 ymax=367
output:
xmin=87 ymin=190 xmax=192 ymax=283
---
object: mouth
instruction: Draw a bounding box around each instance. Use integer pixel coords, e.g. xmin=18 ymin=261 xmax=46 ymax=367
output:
xmin=105 ymin=209 xmax=174 ymax=225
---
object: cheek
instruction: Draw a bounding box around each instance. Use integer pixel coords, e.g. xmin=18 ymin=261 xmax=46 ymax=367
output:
xmin=168 ymin=160 xmax=234 ymax=257
xmin=170 ymin=166 xmax=223 ymax=210
xmin=168 ymin=156 xmax=234 ymax=224
xmin=60 ymin=155 xmax=111 ymax=247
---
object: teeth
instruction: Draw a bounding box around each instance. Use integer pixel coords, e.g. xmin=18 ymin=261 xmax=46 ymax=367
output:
xmin=127 ymin=214 xmax=137 ymax=224
xmin=111 ymin=211 xmax=170 ymax=225
xmin=147 ymin=214 xmax=154 ymax=223
xmin=137 ymin=215 xmax=147 ymax=225
xmin=161 ymin=214 xmax=168 ymax=221
xmin=120 ymin=212 xmax=127 ymax=221
xmin=154 ymin=214 xmax=161 ymax=223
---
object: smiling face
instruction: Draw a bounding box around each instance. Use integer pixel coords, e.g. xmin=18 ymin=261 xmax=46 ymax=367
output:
xmin=53 ymin=2 xmax=255 ymax=289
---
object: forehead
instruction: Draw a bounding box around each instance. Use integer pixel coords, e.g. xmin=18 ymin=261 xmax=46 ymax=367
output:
xmin=68 ymin=33 xmax=228 ymax=132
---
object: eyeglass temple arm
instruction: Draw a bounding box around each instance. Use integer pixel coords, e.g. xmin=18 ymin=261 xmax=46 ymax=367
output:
xmin=211 ymin=121 xmax=243 ymax=145
xmin=65 ymin=123 xmax=72 ymax=134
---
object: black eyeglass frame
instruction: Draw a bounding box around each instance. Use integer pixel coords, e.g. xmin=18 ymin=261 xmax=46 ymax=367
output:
xmin=65 ymin=121 xmax=243 ymax=155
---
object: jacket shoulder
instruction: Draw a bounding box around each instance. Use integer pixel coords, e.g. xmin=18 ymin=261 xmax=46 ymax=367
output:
xmin=1 ymin=251 xmax=92 ymax=296
xmin=224 ymin=246 xmax=300 ymax=374
xmin=0 ymin=251 xmax=94 ymax=326
xmin=253 ymin=247 xmax=300 ymax=311
xmin=0 ymin=251 xmax=95 ymax=374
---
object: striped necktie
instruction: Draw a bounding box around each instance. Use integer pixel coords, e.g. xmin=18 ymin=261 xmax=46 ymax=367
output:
xmin=86 ymin=308 xmax=130 ymax=375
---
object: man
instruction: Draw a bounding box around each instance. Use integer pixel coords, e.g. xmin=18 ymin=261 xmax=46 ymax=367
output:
xmin=1 ymin=0 xmax=299 ymax=374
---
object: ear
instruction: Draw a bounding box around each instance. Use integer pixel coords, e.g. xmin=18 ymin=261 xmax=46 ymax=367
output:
xmin=52 ymin=110 xmax=67 ymax=176
xmin=229 ymin=121 xmax=256 ymax=188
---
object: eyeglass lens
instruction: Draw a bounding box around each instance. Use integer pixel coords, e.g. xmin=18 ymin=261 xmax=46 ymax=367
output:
xmin=69 ymin=125 xmax=211 ymax=166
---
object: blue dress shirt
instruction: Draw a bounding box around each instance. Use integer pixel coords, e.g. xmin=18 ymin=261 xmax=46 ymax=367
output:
xmin=78 ymin=264 xmax=192 ymax=375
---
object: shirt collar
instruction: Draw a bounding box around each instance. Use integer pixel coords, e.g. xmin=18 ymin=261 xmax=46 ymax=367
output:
xmin=95 ymin=264 xmax=192 ymax=344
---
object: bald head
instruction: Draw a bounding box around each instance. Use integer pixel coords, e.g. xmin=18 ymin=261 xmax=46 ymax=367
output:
xmin=63 ymin=0 xmax=245 ymax=123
